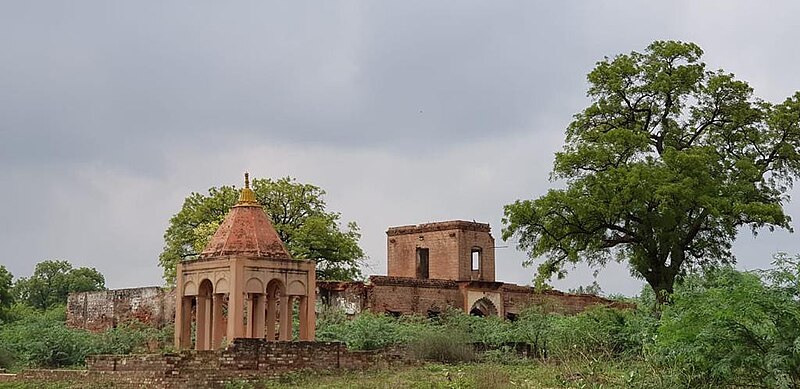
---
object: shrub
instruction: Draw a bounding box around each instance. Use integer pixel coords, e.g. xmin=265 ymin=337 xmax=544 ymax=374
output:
xmin=652 ymin=266 xmax=800 ymax=388
xmin=409 ymin=330 xmax=475 ymax=363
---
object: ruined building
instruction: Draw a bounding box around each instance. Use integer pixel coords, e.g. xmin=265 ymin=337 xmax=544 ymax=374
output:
xmin=318 ymin=220 xmax=621 ymax=319
xmin=68 ymin=183 xmax=623 ymax=334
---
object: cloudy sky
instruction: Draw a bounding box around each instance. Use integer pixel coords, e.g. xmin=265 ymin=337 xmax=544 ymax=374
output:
xmin=2 ymin=1 xmax=799 ymax=296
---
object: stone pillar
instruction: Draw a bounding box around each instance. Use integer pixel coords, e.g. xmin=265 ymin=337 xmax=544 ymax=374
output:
xmin=211 ymin=294 xmax=225 ymax=348
xmin=254 ymin=293 xmax=266 ymax=339
xmin=298 ymin=296 xmax=309 ymax=340
xmin=176 ymin=296 xmax=192 ymax=349
xmin=279 ymin=295 xmax=292 ymax=341
xmin=305 ymin=263 xmax=316 ymax=341
xmin=265 ymin=295 xmax=277 ymax=341
xmin=245 ymin=294 xmax=254 ymax=337
xmin=195 ymin=295 xmax=208 ymax=350
xmin=227 ymin=259 xmax=245 ymax=341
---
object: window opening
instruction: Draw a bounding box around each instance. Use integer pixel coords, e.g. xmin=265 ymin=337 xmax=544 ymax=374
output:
xmin=471 ymin=248 xmax=481 ymax=271
xmin=416 ymin=248 xmax=429 ymax=279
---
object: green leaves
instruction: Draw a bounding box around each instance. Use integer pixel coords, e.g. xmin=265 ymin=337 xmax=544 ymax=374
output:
xmin=504 ymin=40 xmax=800 ymax=304
xmin=13 ymin=260 xmax=105 ymax=310
xmin=158 ymin=176 xmax=366 ymax=284
xmin=653 ymin=265 xmax=800 ymax=387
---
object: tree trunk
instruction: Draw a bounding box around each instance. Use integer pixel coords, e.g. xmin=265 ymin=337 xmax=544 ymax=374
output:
xmin=644 ymin=265 xmax=676 ymax=314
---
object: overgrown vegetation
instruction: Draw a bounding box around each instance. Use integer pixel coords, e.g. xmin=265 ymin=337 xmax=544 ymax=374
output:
xmin=311 ymin=254 xmax=800 ymax=388
xmin=0 ymin=304 xmax=172 ymax=371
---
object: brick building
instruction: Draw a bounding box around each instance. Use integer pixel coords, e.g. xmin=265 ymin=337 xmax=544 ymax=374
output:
xmin=318 ymin=220 xmax=623 ymax=320
xmin=68 ymin=220 xmax=623 ymax=331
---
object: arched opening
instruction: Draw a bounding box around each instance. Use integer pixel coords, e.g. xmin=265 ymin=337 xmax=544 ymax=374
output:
xmin=469 ymin=297 xmax=498 ymax=317
xmin=265 ymin=279 xmax=293 ymax=341
xmin=194 ymin=279 xmax=214 ymax=350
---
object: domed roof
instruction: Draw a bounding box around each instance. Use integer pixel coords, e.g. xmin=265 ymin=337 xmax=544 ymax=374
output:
xmin=199 ymin=173 xmax=292 ymax=260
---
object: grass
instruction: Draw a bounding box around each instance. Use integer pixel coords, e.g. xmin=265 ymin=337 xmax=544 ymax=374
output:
xmin=0 ymin=359 xmax=651 ymax=389
xmin=238 ymin=359 xmax=646 ymax=389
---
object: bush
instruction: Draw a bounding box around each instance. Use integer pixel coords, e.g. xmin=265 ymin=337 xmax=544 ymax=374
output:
xmin=316 ymin=311 xmax=424 ymax=350
xmin=651 ymin=266 xmax=800 ymax=388
xmin=409 ymin=330 xmax=475 ymax=363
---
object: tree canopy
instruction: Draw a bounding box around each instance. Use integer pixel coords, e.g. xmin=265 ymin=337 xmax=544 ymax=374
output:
xmin=13 ymin=260 xmax=105 ymax=310
xmin=0 ymin=266 xmax=13 ymax=321
xmin=503 ymin=41 xmax=800 ymax=303
xmin=159 ymin=176 xmax=366 ymax=284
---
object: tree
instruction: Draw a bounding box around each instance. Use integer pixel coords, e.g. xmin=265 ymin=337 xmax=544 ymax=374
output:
xmin=159 ymin=176 xmax=366 ymax=284
xmin=0 ymin=266 xmax=13 ymax=321
xmin=14 ymin=260 xmax=105 ymax=310
xmin=503 ymin=41 xmax=800 ymax=304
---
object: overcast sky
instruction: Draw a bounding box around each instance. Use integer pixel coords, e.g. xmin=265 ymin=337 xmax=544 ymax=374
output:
xmin=1 ymin=1 xmax=799 ymax=296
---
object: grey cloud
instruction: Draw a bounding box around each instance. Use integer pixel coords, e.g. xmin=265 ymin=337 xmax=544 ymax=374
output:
xmin=2 ymin=1 xmax=800 ymax=296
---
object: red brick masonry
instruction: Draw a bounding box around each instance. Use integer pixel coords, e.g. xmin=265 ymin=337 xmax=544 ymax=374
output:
xmin=16 ymin=339 xmax=409 ymax=389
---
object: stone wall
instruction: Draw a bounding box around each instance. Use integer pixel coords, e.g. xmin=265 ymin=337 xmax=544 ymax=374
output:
xmin=67 ymin=287 xmax=175 ymax=331
xmin=14 ymin=340 xmax=409 ymax=388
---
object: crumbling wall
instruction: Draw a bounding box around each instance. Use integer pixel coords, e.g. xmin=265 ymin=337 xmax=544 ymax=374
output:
xmin=367 ymin=276 xmax=463 ymax=316
xmin=501 ymin=284 xmax=631 ymax=316
xmin=316 ymin=281 xmax=367 ymax=315
xmin=12 ymin=340 xmax=409 ymax=388
xmin=67 ymin=287 xmax=175 ymax=331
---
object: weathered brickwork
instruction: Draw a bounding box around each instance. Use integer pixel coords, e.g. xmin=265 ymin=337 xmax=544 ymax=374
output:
xmin=67 ymin=220 xmax=630 ymax=333
xmin=67 ymin=287 xmax=175 ymax=332
xmin=387 ymin=221 xmax=495 ymax=282
xmin=13 ymin=340 xmax=410 ymax=388
xmin=367 ymin=276 xmax=464 ymax=315
xmin=317 ymin=281 xmax=368 ymax=315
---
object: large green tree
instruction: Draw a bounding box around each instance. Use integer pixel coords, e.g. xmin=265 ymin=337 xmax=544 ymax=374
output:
xmin=503 ymin=41 xmax=800 ymax=303
xmin=159 ymin=176 xmax=365 ymax=284
xmin=0 ymin=266 xmax=13 ymax=321
xmin=14 ymin=260 xmax=105 ymax=310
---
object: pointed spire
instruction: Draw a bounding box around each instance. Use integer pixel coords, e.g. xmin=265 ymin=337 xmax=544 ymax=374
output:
xmin=200 ymin=173 xmax=292 ymax=260
xmin=237 ymin=171 xmax=258 ymax=205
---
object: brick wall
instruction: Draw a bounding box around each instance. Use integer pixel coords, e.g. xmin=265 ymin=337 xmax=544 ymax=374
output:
xmin=317 ymin=281 xmax=368 ymax=315
xmin=367 ymin=276 xmax=464 ymax=315
xmin=386 ymin=221 xmax=494 ymax=281
xmin=501 ymin=284 xmax=633 ymax=316
xmin=67 ymin=287 xmax=175 ymax=332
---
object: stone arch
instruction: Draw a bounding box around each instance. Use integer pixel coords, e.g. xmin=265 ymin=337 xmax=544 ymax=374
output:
xmin=182 ymin=281 xmax=197 ymax=297
xmin=287 ymin=280 xmax=306 ymax=296
xmin=469 ymin=297 xmax=498 ymax=317
xmin=215 ymin=278 xmax=229 ymax=294
xmin=198 ymin=278 xmax=214 ymax=295
xmin=245 ymin=278 xmax=264 ymax=293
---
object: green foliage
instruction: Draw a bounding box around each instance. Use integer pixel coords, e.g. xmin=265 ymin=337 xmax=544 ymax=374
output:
xmin=408 ymin=331 xmax=475 ymax=363
xmin=13 ymin=260 xmax=105 ymax=310
xmin=0 ymin=305 xmax=95 ymax=368
xmin=503 ymin=40 xmax=800 ymax=304
xmin=316 ymin=311 xmax=422 ymax=350
xmin=159 ymin=176 xmax=366 ymax=284
xmin=568 ymin=280 xmax=603 ymax=295
xmin=0 ymin=266 xmax=13 ymax=322
xmin=652 ymin=263 xmax=800 ymax=388
xmin=0 ymin=304 xmax=172 ymax=370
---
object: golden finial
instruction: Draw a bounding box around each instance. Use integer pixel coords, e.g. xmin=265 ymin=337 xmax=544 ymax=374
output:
xmin=237 ymin=171 xmax=258 ymax=205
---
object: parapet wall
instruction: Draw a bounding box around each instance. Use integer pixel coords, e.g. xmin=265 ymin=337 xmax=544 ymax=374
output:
xmin=67 ymin=287 xmax=175 ymax=331
xmin=14 ymin=340 xmax=408 ymax=388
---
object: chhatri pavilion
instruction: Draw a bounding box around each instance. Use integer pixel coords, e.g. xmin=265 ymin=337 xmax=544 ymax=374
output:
xmin=174 ymin=173 xmax=316 ymax=350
